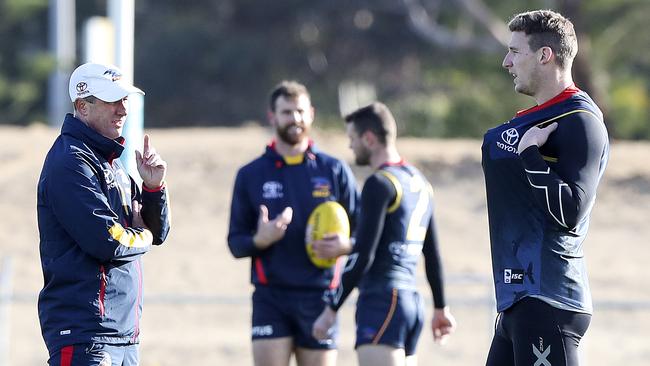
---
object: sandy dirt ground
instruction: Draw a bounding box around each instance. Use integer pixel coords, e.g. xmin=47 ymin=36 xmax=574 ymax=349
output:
xmin=1 ymin=125 xmax=649 ymax=365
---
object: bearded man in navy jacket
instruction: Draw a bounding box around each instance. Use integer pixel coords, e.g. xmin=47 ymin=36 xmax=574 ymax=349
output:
xmin=228 ymin=81 xmax=358 ymax=366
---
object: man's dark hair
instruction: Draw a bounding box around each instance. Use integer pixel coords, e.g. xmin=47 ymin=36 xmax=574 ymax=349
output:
xmin=508 ymin=10 xmax=577 ymax=69
xmin=269 ymin=80 xmax=310 ymax=112
xmin=344 ymin=102 xmax=396 ymax=146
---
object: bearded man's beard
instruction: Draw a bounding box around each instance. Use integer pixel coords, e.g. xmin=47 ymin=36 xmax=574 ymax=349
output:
xmin=277 ymin=123 xmax=309 ymax=145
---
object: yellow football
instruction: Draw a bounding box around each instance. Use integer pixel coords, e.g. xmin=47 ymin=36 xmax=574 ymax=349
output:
xmin=305 ymin=201 xmax=351 ymax=268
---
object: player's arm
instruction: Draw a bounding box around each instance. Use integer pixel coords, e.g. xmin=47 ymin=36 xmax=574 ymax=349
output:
xmin=423 ymin=212 xmax=456 ymax=343
xmin=519 ymin=112 xmax=608 ymax=230
xmin=336 ymin=160 xmax=360 ymax=235
xmin=326 ymin=173 xmax=394 ymax=311
xmin=422 ymin=215 xmax=446 ymax=309
xmin=48 ymin=154 xmax=152 ymax=263
xmin=136 ymin=179 xmax=171 ymax=246
xmin=313 ymin=173 xmax=393 ymax=340
xmin=227 ymin=169 xmax=263 ymax=258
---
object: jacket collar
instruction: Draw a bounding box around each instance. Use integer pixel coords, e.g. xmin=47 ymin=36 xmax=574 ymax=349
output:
xmin=61 ymin=113 xmax=125 ymax=161
xmin=515 ymin=84 xmax=581 ymax=117
xmin=264 ymin=139 xmax=319 ymax=167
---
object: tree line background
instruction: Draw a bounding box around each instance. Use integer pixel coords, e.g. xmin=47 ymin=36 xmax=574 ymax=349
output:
xmin=1 ymin=0 xmax=648 ymax=139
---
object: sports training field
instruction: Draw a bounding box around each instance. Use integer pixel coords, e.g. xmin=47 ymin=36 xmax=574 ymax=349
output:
xmin=1 ymin=125 xmax=648 ymax=365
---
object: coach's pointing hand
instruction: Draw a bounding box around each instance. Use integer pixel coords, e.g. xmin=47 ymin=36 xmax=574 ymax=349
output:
xmin=136 ymin=134 xmax=167 ymax=188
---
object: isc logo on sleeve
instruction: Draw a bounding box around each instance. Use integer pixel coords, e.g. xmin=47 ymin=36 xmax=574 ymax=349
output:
xmin=504 ymin=268 xmax=524 ymax=284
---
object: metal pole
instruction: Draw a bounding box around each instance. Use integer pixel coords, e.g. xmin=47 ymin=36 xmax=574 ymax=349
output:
xmin=82 ymin=16 xmax=115 ymax=64
xmin=47 ymin=0 xmax=76 ymax=127
xmin=108 ymin=0 xmax=144 ymax=182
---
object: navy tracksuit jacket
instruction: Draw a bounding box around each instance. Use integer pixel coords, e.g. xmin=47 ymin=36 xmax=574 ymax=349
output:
xmin=37 ymin=114 xmax=171 ymax=353
xmin=228 ymin=142 xmax=358 ymax=290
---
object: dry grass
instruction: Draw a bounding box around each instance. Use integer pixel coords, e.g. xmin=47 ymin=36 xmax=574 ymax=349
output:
xmin=1 ymin=125 xmax=649 ymax=365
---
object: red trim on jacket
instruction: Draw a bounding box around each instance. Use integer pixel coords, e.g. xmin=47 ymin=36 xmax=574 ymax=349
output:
xmin=254 ymin=258 xmax=268 ymax=285
xmin=98 ymin=266 xmax=106 ymax=317
xmin=515 ymin=85 xmax=580 ymax=117
xmin=142 ymin=182 xmax=166 ymax=192
xmin=329 ymin=257 xmax=346 ymax=289
xmin=60 ymin=345 xmax=74 ymax=366
xmin=379 ymin=159 xmax=406 ymax=169
xmin=268 ymin=139 xmax=315 ymax=151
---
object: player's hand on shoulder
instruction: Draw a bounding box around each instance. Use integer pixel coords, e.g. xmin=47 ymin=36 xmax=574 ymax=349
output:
xmin=312 ymin=233 xmax=351 ymax=259
xmin=518 ymin=122 xmax=558 ymax=154
xmin=253 ymin=205 xmax=293 ymax=249
xmin=431 ymin=306 xmax=456 ymax=345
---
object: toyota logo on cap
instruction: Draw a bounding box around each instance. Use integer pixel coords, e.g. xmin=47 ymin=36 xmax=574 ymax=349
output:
xmin=501 ymin=128 xmax=519 ymax=145
xmin=76 ymin=82 xmax=88 ymax=93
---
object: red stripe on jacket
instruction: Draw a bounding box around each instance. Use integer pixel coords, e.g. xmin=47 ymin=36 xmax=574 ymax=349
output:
xmin=329 ymin=257 xmax=346 ymax=289
xmin=255 ymin=258 xmax=268 ymax=285
xmin=60 ymin=345 xmax=74 ymax=366
xmin=99 ymin=266 xmax=106 ymax=317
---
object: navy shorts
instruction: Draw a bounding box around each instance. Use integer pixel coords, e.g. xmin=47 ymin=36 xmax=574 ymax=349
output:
xmin=48 ymin=343 xmax=139 ymax=366
xmin=486 ymin=297 xmax=591 ymax=366
xmin=252 ymin=286 xmax=337 ymax=349
xmin=355 ymin=288 xmax=424 ymax=356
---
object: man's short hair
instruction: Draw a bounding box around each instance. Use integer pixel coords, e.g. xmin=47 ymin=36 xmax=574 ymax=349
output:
xmin=72 ymin=95 xmax=98 ymax=113
xmin=508 ymin=10 xmax=577 ymax=69
xmin=269 ymin=81 xmax=310 ymax=112
xmin=344 ymin=102 xmax=396 ymax=146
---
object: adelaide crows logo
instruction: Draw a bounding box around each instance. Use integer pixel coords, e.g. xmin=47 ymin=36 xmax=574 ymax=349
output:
xmin=103 ymin=69 xmax=122 ymax=82
xmin=311 ymin=177 xmax=331 ymax=198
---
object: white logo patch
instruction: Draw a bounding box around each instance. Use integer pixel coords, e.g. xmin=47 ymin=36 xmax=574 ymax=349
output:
xmin=496 ymin=128 xmax=520 ymax=153
xmin=532 ymin=341 xmax=551 ymax=366
xmin=501 ymin=128 xmax=519 ymax=145
xmin=262 ymin=181 xmax=283 ymax=199
xmin=103 ymin=168 xmax=116 ymax=188
xmin=504 ymin=268 xmax=524 ymax=284
xmin=389 ymin=241 xmax=422 ymax=260
xmin=252 ymin=325 xmax=274 ymax=337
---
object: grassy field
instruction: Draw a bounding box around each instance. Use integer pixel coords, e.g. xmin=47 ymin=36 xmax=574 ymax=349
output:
xmin=1 ymin=125 xmax=649 ymax=365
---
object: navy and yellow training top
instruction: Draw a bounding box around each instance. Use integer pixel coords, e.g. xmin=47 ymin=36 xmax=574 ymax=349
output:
xmin=482 ymin=86 xmax=609 ymax=314
xmin=326 ymin=161 xmax=446 ymax=312
xmin=228 ymin=141 xmax=359 ymax=290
